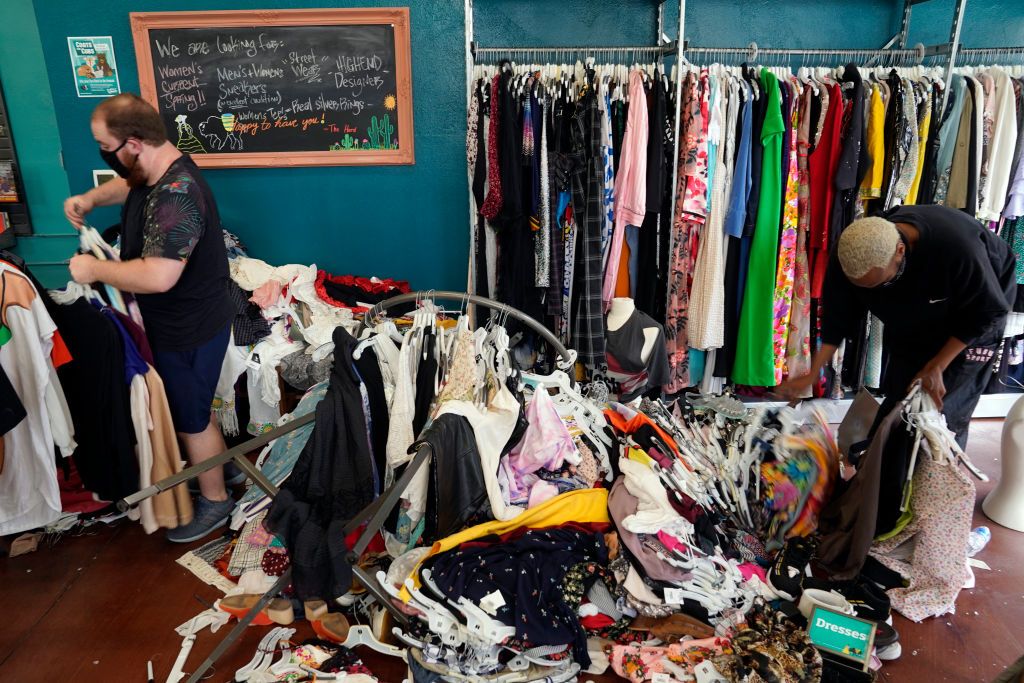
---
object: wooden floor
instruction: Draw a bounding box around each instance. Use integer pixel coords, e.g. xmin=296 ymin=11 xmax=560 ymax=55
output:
xmin=0 ymin=420 xmax=1021 ymax=682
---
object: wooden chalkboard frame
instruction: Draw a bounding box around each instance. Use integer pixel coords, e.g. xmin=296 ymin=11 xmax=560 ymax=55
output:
xmin=130 ymin=8 xmax=414 ymax=167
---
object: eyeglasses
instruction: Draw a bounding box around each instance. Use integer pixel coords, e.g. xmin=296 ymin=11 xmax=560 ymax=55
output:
xmin=879 ymin=254 xmax=906 ymax=288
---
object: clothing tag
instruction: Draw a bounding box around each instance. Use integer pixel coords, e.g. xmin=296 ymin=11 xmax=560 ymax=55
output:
xmin=479 ymin=590 xmax=506 ymax=616
xmin=694 ymin=660 xmax=729 ymax=682
xmin=968 ymin=558 xmax=991 ymax=570
xmin=652 ymin=673 xmax=673 ymax=683
xmin=245 ymin=353 xmax=262 ymax=371
xmin=663 ymin=588 xmax=686 ymax=605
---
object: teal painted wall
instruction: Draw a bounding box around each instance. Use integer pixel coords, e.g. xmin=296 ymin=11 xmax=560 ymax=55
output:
xmin=0 ymin=0 xmax=74 ymax=287
xmin=31 ymin=0 xmax=467 ymax=292
xmin=10 ymin=0 xmax=1024 ymax=291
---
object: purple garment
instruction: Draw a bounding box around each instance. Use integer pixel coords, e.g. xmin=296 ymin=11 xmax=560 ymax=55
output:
xmin=112 ymin=309 xmax=154 ymax=366
xmin=98 ymin=305 xmax=148 ymax=383
xmin=498 ymin=388 xmax=577 ymax=505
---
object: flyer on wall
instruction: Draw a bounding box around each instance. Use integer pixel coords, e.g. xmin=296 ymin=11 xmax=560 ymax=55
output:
xmin=67 ymin=36 xmax=121 ymax=98
xmin=0 ymin=162 xmax=17 ymax=202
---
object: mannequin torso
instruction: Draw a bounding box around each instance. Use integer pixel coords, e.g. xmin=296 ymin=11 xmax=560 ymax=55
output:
xmin=607 ymin=298 xmax=659 ymax=364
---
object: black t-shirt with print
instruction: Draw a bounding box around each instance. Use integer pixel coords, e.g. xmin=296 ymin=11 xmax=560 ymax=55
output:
xmin=120 ymin=155 xmax=232 ymax=351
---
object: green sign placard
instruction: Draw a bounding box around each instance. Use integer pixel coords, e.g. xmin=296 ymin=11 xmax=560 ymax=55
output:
xmin=807 ymin=606 xmax=877 ymax=670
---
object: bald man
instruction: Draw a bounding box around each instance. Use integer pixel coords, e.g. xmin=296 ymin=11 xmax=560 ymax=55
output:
xmin=779 ymin=205 xmax=1016 ymax=448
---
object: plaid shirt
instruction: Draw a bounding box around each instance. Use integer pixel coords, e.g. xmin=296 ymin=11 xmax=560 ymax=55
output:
xmin=570 ymin=74 xmax=608 ymax=373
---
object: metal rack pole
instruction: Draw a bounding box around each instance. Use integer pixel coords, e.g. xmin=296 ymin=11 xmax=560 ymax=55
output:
xmin=364 ymin=290 xmax=576 ymax=368
xmin=958 ymin=46 xmax=1024 ymax=59
xmin=941 ymin=0 xmax=967 ymax=113
xmin=667 ymin=0 xmax=686 ymax=273
xmin=681 ymin=46 xmax=927 ymax=60
xmin=464 ymin=0 xmax=477 ymax=326
xmin=472 ymin=44 xmax=673 ymax=55
xmin=117 ymin=411 xmax=314 ymax=512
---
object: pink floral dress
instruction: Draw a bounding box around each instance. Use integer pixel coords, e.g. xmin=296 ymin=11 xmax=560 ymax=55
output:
xmin=665 ymin=71 xmax=709 ymax=392
xmin=771 ymin=79 xmax=801 ymax=384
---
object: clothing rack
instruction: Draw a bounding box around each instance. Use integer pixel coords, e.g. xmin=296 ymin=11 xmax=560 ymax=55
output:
xmin=471 ymin=43 xmax=678 ymax=61
xmin=680 ymin=43 xmax=935 ymax=63
xmin=464 ymin=0 xmax=688 ymax=299
xmin=364 ymin=290 xmax=577 ymax=369
xmin=118 ymin=291 xmax=558 ymax=682
xmin=957 ymin=46 xmax=1024 ymax=62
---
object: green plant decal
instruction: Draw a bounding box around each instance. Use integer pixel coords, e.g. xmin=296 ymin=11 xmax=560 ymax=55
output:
xmin=340 ymin=133 xmax=356 ymax=149
xmin=367 ymin=115 xmax=395 ymax=149
xmin=329 ymin=142 xmax=342 ymax=151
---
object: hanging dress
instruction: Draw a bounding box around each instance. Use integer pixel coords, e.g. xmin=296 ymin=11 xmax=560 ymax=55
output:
xmin=664 ymin=71 xmax=709 ymax=392
xmin=771 ymin=78 xmax=801 ymax=383
xmin=689 ymin=76 xmax=736 ymax=351
xmin=786 ymin=83 xmax=814 ymax=380
xmin=732 ymin=69 xmax=784 ymax=387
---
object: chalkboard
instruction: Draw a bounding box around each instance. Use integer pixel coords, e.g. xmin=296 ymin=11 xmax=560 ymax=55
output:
xmin=130 ymin=9 xmax=414 ymax=167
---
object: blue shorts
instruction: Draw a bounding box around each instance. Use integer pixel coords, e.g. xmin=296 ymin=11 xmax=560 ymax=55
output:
xmin=152 ymin=325 xmax=231 ymax=434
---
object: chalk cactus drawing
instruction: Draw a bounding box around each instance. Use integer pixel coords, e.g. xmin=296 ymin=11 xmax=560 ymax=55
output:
xmin=367 ymin=115 xmax=395 ymax=149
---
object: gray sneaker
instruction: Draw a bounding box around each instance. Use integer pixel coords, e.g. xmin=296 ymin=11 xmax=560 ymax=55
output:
xmin=167 ymin=495 xmax=235 ymax=543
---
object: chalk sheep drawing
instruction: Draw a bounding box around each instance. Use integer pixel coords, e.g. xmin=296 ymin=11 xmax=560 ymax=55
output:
xmin=198 ymin=115 xmax=244 ymax=152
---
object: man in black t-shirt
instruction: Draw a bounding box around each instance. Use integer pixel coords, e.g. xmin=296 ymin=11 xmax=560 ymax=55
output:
xmin=65 ymin=93 xmax=237 ymax=542
xmin=778 ymin=205 xmax=1016 ymax=448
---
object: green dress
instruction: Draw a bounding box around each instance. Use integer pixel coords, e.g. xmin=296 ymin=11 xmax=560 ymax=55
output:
xmin=732 ymin=69 xmax=784 ymax=386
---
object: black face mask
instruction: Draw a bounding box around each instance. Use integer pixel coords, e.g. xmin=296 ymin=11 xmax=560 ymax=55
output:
xmin=99 ymin=139 xmax=132 ymax=178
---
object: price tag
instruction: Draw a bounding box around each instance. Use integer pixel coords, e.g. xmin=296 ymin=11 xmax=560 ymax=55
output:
xmin=652 ymin=673 xmax=673 ymax=683
xmin=663 ymin=588 xmax=686 ymax=605
xmin=479 ymin=590 xmax=506 ymax=616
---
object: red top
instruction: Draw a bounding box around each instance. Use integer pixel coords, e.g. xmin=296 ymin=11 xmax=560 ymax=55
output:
xmin=808 ymin=83 xmax=844 ymax=298
xmin=314 ymin=270 xmax=411 ymax=314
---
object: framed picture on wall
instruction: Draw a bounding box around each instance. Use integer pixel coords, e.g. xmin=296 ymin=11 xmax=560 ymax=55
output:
xmin=92 ymin=169 xmax=119 ymax=187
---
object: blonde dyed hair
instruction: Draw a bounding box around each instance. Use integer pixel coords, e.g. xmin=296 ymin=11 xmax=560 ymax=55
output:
xmin=837 ymin=217 xmax=900 ymax=279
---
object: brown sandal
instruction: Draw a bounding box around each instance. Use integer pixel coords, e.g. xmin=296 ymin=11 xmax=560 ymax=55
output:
xmin=218 ymin=594 xmax=294 ymax=626
xmin=303 ymin=600 xmax=350 ymax=643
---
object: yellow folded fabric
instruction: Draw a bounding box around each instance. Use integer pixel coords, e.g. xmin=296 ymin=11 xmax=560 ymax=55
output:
xmin=399 ymin=487 xmax=610 ymax=600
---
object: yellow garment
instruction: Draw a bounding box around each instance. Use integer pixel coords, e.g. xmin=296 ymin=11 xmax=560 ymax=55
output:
xmin=905 ymin=90 xmax=932 ymax=205
xmin=400 ymin=488 xmax=610 ymax=600
xmin=859 ymin=86 xmax=885 ymax=199
xmin=627 ymin=447 xmax=656 ymax=468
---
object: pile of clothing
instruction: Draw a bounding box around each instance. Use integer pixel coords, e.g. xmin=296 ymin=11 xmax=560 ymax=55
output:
xmin=212 ymin=235 xmax=410 ymax=436
xmin=189 ymin=292 xmax=983 ymax=682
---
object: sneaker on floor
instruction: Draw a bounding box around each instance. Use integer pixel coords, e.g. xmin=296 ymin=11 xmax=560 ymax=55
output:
xmin=187 ymin=462 xmax=248 ymax=494
xmin=166 ymin=495 xmax=234 ymax=543
xmin=876 ymin=640 xmax=902 ymax=661
xmin=873 ymin=620 xmax=899 ymax=650
xmin=767 ymin=536 xmax=816 ymax=601
xmin=805 ymin=577 xmax=891 ymax=623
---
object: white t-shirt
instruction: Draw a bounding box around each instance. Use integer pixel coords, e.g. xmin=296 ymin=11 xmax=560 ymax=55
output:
xmin=0 ymin=268 xmax=76 ymax=535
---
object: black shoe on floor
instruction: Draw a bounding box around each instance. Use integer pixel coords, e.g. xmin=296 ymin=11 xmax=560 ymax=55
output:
xmin=805 ymin=576 xmax=891 ymax=623
xmin=767 ymin=536 xmax=816 ymax=601
xmin=861 ymin=556 xmax=907 ymax=591
xmin=188 ymin=461 xmax=247 ymax=494
xmin=873 ymin=620 xmax=899 ymax=649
